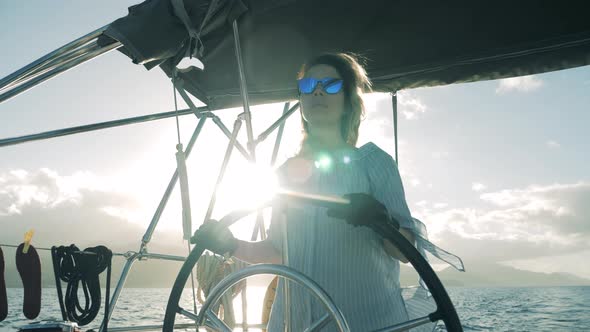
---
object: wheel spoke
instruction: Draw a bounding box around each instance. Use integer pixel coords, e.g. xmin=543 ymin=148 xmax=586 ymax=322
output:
xmin=198 ymin=264 xmax=351 ymax=332
xmin=177 ymin=307 xmax=199 ymax=322
xmin=178 ymin=307 xmax=226 ymax=331
xmin=303 ymin=313 xmax=331 ymax=332
xmin=205 ymin=309 xmax=233 ymax=332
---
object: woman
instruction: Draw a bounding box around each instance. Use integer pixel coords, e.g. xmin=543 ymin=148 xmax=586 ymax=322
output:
xmin=193 ymin=53 xmax=417 ymax=331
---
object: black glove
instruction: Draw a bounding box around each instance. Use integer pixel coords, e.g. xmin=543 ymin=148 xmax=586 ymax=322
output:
xmin=327 ymin=193 xmax=400 ymax=230
xmin=190 ymin=220 xmax=238 ymax=256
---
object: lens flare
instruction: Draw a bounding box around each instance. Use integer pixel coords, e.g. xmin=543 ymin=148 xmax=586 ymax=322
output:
xmin=217 ymin=162 xmax=279 ymax=211
xmin=314 ymin=154 xmax=332 ymax=170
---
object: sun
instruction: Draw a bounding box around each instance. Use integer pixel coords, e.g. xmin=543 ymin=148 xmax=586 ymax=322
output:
xmin=217 ymin=161 xmax=279 ymax=210
xmin=214 ymin=160 xmax=279 ymax=238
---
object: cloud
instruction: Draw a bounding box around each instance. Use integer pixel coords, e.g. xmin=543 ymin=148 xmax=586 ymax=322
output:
xmin=361 ymin=93 xmax=395 ymax=138
xmin=546 ymin=140 xmax=561 ymax=149
xmin=362 ymin=91 xmax=427 ymax=124
xmin=479 ymin=182 xmax=590 ymax=235
xmin=417 ymin=182 xmax=590 ymax=265
xmin=496 ymin=75 xmax=543 ymax=94
xmin=0 ymin=169 xmax=230 ymax=290
xmin=4 ymin=170 xmax=588 ymax=279
xmin=0 ymin=168 xmax=141 ymax=217
xmin=414 ymin=201 xmax=447 ymax=209
xmin=397 ymin=91 xmax=427 ymax=120
xmin=471 ymin=182 xmax=487 ymax=192
xmin=415 ymin=200 xmax=428 ymax=207
xmin=0 ymin=168 xmax=288 ymax=289
xmin=360 ymin=91 xmax=428 ymax=161
xmin=0 ymin=169 xmax=181 ymax=252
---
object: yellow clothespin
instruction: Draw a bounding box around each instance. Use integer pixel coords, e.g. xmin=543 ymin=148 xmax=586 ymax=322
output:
xmin=23 ymin=229 xmax=34 ymax=254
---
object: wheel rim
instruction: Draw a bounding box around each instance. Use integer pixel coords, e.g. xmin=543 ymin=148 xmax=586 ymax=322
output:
xmin=376 ymin=223 xmax=463 ymax=332
xmin=197 ymin=264 xmax=351 ymax=331
xmin=162 ymin=248 xmax=351 ymax=332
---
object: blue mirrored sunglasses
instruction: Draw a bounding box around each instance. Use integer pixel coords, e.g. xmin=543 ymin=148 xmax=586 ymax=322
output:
xmin=297 ymin=77 xmax=344 ymax=94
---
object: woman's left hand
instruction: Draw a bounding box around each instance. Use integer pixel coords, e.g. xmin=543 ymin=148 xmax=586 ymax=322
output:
xmin=327 ymin=193 xmax=400 ymax=229
xmin=190 ymin=220 xmax=238 ymax=256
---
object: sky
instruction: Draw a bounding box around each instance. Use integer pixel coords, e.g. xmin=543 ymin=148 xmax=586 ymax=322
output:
xmin=1 ymin=1 xmax=589 ymax=282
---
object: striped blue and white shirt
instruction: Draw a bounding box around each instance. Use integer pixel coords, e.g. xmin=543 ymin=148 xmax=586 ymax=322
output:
xmin=267 ymin=142 xmax=415 ymax=331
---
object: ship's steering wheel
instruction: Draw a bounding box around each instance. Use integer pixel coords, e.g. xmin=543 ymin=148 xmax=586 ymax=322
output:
xmin=163 ymin=193 xmax=463 ymax=332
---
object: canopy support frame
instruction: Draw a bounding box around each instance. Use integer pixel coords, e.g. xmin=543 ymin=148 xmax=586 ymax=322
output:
xmin=103 ymin=85 xmax=298 ymax=331
xmin=392 ymin=91 xmax=399 ymax=165
xmin=0 ymin=25 xmax=108 ymax=91
xmin=0 ymin=39 xmax=121 ymax=104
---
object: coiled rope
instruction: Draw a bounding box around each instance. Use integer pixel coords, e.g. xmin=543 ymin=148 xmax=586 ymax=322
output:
xmin=196 ymin=253 xmax=247 ymax=328
xmin=51 ymin=245 xmax=112 ymax=328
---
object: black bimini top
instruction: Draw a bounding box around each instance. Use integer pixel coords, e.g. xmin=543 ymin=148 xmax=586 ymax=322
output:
xmin=98 ymin=0 xmax=590 ymax=110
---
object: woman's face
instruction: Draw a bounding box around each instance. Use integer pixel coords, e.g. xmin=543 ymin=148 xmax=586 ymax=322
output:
xmin=300 ymin=64 xmax=346 ymax=129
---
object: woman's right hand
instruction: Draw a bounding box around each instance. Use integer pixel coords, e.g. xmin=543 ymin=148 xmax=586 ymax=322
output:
xmin=327 ymin=193 xmax=400 ymax=229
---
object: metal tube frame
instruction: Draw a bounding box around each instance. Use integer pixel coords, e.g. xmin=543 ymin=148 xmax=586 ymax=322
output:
xmin=226 ymin=33 xmax=264 ymax=332
xmin=100 ymin=95 xmax=298 ymax=331
xmin=210 ymin=115 xmax=252 ymax=161
xmin=203 ymin=117 xmax=242 ymax=222
xmin=4 ymin=41 xmax=104 ymax=92
xmin=5 ymin=44 xmax=87 ymax=92
xmin=174 ymin=79 xmax=253 ymax=161
xmin=248 ymin=101 xmax=293 ymax=242
xmin=0 ymin=25 xmax=107 ymax=90
xmin=391 ymin=92 xmax=399 ymax=164
xmin=0 ymin=41 xmax=121 ymax=104
xmin=100 ymin=99 xmax=267 ymax=331
xmin=100 ymin=251 xmax=141 ymax=331
xmin=271 ymin=102 xmax=292 ymax=166
xmin=255 ymin=102 xmax=300 ymax=147
xmin=140 ymin=115 xmax=208 ymax=249
xmin=232 ymin=20 xmax=256 ymax=160
xmin=0 ymin=107 xmax=205 ymax=148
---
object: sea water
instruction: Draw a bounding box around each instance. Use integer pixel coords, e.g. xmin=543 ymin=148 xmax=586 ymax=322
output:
xmin=1 ymin=286 xmax=589 ymax=331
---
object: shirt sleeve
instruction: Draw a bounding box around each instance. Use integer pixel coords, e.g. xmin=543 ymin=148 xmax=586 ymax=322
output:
xmin=364 ymin=146 xmax=415 ymax=232
xmin=363 ymin=144 xmax=466 ymax=272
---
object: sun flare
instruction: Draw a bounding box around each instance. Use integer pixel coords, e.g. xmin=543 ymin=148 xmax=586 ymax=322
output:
xmin=216 ymin=162 xmax=279 ymax=213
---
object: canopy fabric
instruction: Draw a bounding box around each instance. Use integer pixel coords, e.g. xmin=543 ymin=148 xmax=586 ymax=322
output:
xmin=98 ymin=0 xmax=590 ymax=110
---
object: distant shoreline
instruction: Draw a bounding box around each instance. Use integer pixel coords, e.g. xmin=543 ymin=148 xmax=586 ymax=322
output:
xmin=6 ymin=285 xmax=590 ymax=289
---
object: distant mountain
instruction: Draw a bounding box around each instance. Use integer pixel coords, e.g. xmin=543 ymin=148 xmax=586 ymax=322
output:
xmin=2 ymin=242 xmax=186 ymax=289
xmin=2 ymin=242 xmax=270 ymax=289
xmin=400 ymin=260 xmax=590 ymax=287
xmin=4 ymin=247 xmax=590 ymax=289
